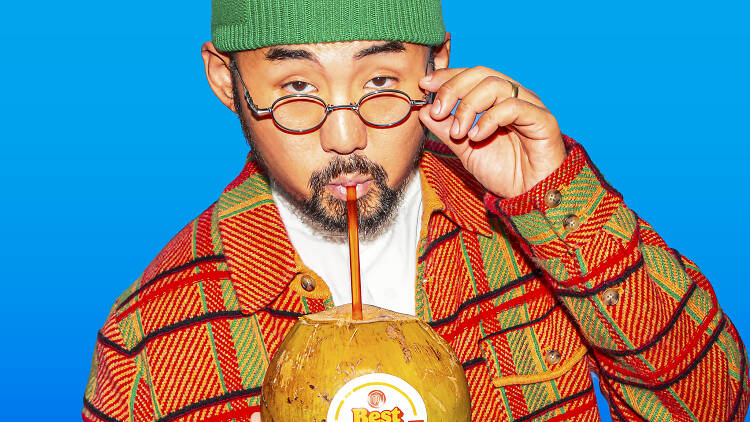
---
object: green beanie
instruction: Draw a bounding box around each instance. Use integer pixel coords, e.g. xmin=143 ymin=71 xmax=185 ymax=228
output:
xmin=211 ymin=0 xmax=446 ymax=52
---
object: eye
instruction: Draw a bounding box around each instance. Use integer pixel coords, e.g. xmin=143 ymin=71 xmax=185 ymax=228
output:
xmin=365 ymin=76 xmax=397 ymax=89
xmin=282 ymin=80 xmax=316 ymax=94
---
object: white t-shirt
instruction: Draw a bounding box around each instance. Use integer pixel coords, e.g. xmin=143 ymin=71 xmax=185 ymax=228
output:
xmin=272 ymin=172 xmax=423 ymax=316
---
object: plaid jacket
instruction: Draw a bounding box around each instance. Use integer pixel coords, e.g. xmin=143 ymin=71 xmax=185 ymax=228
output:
xmin=83 ymin=136 xmax=749 ymax=421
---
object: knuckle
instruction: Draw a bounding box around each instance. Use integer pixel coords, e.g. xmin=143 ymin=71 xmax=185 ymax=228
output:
xmin=474 ymin=112 xmax=489 ymax=125
xmin=432 ymin=68 xmax=449 ymax=79
xmin=500 ymin=97 xmax=520 ymax=114
xmin=483 ymin=75 xmax=505 ymax=89
xmin=455 ymin=99 xmax=474 ymax=115
xmin=438 ymin=82 xmax=456 ymax=97
xmin=547 ymin=112 xmax=559 ymax=126
xmin=512 ymin=98 xmax=527 ymax=114
xmin=487 ymin=106 xmax=504 ymax=122
xmin=499 ymin=96 xmax=515 ymax=106
xmin=481 ymin=75 xmax=499 ymax=84
xmin=461 ymin=96 xmax=486 ymax=114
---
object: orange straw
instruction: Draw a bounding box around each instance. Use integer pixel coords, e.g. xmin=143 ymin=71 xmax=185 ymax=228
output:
xmin=346 ymin=186 xmax=363 ymax=320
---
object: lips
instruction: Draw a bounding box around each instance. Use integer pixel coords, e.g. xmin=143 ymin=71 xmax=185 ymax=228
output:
xmin=325 ymin=174 xmax=374 ymax=201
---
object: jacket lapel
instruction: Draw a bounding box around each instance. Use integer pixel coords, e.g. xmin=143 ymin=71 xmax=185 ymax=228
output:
xmin=215 ymin=154 xmax=297 ymax=315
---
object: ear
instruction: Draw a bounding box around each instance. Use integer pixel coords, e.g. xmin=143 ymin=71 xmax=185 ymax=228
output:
xmin=201 ymin=41 xmax=236 ymax=112
xmin=433 ymin=32 xmax=451 ymax=70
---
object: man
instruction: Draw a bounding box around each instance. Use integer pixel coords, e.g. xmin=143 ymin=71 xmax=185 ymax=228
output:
xmin=82 ymin=0 xmax=749 ymax=420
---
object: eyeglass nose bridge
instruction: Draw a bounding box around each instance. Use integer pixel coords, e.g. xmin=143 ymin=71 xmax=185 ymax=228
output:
xmin=288 ymin=103 xmax=360 ymax=133
xmin=326 ymin=103 xmax=360 ymax=112
xmin=320 ymin=103 xmax=365 ymax=129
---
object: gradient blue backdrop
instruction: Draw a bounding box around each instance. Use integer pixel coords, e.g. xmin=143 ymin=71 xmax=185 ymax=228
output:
xmin=0 ymin=0 xmax=748 ymax=420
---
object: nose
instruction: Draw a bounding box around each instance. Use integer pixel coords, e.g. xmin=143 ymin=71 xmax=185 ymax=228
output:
xmin=319 ymin=105 xmax=367 ymax=155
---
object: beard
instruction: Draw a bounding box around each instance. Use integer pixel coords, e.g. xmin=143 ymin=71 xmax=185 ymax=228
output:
xmin=284 ymin=153 xmax=411 ymax=240
xmin=232 ymin=80 xmax=424 ymax=241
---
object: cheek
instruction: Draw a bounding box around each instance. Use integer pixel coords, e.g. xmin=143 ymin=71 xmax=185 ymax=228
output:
xmin=251 ymin=123 xmax=325 ymax=198
xmin=368 ymin=115 xmax=424 ymax=185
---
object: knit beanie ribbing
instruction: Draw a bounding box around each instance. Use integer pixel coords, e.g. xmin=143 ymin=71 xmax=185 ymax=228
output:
xmin=211 ymin=0 xmax=446 ymax=52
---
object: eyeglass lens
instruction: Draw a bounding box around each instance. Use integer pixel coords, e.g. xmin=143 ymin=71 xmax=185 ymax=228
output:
xmin=272 ymin=97 xmax=328 ymax=132
xmin=272 ymin=91 xmax=414 ymax=132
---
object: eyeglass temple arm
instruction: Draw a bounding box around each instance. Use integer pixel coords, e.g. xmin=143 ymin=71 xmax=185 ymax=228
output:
xmin=423 ymin=49 xmax=436 ymax=105
xmin=230 ymin=63 xmax=272 ymax=116
xmin=409 ymin=53 xmax=436 ymax=107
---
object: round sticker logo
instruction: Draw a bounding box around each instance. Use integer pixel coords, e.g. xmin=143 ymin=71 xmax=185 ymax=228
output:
xmin=326 ymin=373 xmax=427 ymax=422
xmin=367 ymin=390 xmax=386 ymax=408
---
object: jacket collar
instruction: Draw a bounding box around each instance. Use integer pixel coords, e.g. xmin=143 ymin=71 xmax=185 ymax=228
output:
xmin=418 ymin=138 xmax=493 ymax=237
xmin=215 ymin=139 xmax=492 ymax=315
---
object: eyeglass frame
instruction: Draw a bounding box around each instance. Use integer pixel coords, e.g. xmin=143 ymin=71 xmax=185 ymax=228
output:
xmin=229 ymin=54 xmax=436 ymax=133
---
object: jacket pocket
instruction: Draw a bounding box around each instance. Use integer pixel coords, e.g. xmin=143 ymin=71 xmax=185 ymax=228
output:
xmin=478 ymin=304 xmax=590 ymax=388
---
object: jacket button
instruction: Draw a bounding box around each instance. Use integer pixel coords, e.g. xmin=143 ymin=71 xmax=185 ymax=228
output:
xmin=562 ymin=214 xmax=580 ymax=232
xmin=300 ymin=275 xmax=316 ymax=292
xmin=545 ymin=349 xmax=562 ymax=365
xmin=602 ymin=288 xmax=620 ymax=306
xmin=544 ymin=189 xmax=562 ymax=208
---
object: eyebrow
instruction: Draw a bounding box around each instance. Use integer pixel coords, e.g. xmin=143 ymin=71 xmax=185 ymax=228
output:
xmin=265 ymin=47 xmax=316 ymax=62
xmin=353 ymin=41 xmax=406 ymax=59
xmin=263 ymin=41 xmax=407 ymax=62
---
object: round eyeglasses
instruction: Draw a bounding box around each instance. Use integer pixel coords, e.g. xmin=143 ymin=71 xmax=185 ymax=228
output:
xmin=230 ymin=65 xmax=432 ymax=133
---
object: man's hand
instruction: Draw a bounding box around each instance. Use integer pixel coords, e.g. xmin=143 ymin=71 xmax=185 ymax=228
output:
xmin=251 ymin=411 xmax=261 ymax=421
xmin=419 ymin=67 xmax=566 ymax=198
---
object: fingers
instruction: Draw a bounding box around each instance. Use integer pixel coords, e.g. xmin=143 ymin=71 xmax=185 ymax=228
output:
xmin=467 ymin=98 xmax=551 ymax=142
xmin=419 ymin=67 xmax=467 ymax=92
xmin=421 ymin=67 xmax=528 ymax=115
xmin=251 ymin=411 xmax=262 ymax=422
xmin=450 ymin=75 xmax=509 ymax=139
xmin=419 ymin=107 xmax=458 ymax=147
xmin=420 ymin=66 xmax=520 ymax=94
xmin=418 ymin=107 xmax=470 ymax=159
xmin=420 ymin=66 xmax=548 ymax=139
xmin=421 ymin=67 xmax=481 ymax=120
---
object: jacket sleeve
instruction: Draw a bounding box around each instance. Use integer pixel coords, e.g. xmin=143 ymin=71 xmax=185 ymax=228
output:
xmin=484 ymin=135 xmax=749 ymax=421
xmin=82 ymin=299 xmax=138 ymax=422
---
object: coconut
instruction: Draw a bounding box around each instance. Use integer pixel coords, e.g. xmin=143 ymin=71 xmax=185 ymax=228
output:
xmin=260 ymin=304 xmax=471 ymax=421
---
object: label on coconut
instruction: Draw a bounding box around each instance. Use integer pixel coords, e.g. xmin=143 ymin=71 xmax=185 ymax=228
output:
xmin=326 ymin=373 xmax=427 ymax=422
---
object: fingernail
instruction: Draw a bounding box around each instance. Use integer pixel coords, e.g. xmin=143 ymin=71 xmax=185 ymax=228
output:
xmin=468 ymin=125 xmax=478 ymax=138
xmin=422 ymin=74 xmax=433 ymax=82
xmin=451 ymin=120 xmax=460 ymax=137
xmin=431 ymin=99 xmax=441 ymax=115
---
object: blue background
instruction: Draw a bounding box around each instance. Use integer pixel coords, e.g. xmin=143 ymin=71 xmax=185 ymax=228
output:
xmin=1 ymin=0 xmax=748 ymax=420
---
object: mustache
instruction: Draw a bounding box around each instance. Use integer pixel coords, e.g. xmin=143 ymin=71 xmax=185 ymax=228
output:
xmin=308 ymin=154 xmax=388 ymax=195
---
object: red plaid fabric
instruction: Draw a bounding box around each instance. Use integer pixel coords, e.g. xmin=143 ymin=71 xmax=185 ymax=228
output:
xmin=83 ymin=136 xmax=749 ymax=421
